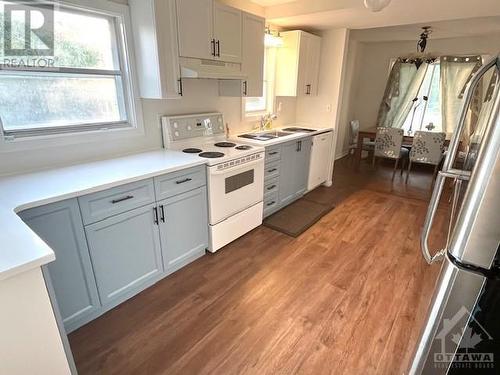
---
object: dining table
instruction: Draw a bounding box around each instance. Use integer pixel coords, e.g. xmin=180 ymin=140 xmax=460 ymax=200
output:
xmin=354 ymin=127 xmax=451 ymax=170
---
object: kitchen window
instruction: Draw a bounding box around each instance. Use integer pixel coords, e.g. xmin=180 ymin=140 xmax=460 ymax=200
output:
xmin=0 ymin=0 xmax=138 ymax=139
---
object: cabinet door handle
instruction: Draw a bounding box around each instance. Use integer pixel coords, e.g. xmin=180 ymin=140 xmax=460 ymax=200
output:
xmin=268 ymin=151 xmax=278 ymax=156
xmin=267 ymin=168 xmax=277 ymax=173
xmin=178 ymin=79 xmax=183 ymax=96
xmin=211 ymin=39 xmax=216 ymax=56
xmin=216 ymin=40 xmax=220 ymax=57
xmin=243 ymin=80 xmax=248 ymax=96
xmin=306 ymin=84 xmax=311 ymax=95
xmin=266 ymin=185 xmax=276 ymax=191
xmin=266 ymin=201 xmax=276 ymax=207
xmin=299 ymin=141 xmax=302 ymax=151
xmin=176 ymin=178 xmax=192 ymax=185
xmin=111 ymin=195 xmax=134 ymax=204
xmin=153 ymin=206 xmax=159 ymax=225
xmin=159 ymin=205 xmax=165 ymax=223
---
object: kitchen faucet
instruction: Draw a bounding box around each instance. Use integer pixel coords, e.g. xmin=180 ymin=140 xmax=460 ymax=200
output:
xmin=260 ymin=113 xmax=278 ymax=131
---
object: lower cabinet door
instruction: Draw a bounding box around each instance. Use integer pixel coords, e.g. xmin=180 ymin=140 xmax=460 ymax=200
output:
xmin=295 ymin=137 xmax=312 ymax=198
xmin=85 ymin=203 xmax=163 ymax=307
xmin=19 ymin=199 xmax=100 ymax=333
xmin=279 ymin=141 xmax=299 ymax=207
xmin=158 ymin=186 xmax=208 ymax=274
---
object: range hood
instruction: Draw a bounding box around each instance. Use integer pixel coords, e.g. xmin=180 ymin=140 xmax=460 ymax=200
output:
xmin=179 ymin=57 xmax=247 ymax=80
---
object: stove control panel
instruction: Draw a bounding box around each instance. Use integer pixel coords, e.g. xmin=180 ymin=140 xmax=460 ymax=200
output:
xmin=215 ymin=152 xmax=263 ymax=171
xmin=162 ymin=113 xmax=225 ymax=143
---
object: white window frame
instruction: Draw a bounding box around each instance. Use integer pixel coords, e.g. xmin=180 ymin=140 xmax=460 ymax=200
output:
xmin=0 ymin=0 xmax=143 ymax=150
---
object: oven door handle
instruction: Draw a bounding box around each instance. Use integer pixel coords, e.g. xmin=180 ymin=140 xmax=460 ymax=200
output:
xmin=209 ymin=158 xmax=263 ymax=175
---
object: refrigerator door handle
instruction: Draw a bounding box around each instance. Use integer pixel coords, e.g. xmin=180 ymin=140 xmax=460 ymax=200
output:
xmin=421 ymin=170 xmax=470 ymax=264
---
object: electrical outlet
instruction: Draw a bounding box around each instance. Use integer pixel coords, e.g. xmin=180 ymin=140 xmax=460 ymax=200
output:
xmin=278 ymin=102 xmax=283 ymax=112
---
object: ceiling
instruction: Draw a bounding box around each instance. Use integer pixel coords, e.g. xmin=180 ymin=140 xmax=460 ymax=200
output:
xmin=260 ymin=0 xmax=500 ymax=32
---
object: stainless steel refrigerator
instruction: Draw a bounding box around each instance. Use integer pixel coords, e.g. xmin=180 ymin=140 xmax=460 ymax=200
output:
xmin=410 ymin=57 xmax=500 ymax=374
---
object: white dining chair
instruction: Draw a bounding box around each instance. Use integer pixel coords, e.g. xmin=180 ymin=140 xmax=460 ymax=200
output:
xmin=406 ymin=131 xmax=446 ymax=183
xmin=373 ymin=127 xmax=408 ymax=180
xmin=348 ymin=120 xmax=375 ymax=162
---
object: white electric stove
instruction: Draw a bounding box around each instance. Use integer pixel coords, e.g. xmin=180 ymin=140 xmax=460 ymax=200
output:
xmin=161 ymin=113 xmax=265 ymax=253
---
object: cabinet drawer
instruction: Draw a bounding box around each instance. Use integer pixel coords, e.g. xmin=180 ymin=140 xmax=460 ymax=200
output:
xmin=154 ymin=165 xmax=206 ymax=201
xmin=264 ymin=177 xmax=279 ymax=196
xmin=79 ymin=179 xmax=155 ymax=225
xmin=265 ymin=146 xmax=281 ymax=163
xmin=263 ymin=192 xmax=279 ymax=217
xmin=264 ymin=160 xmax=280 ymax=180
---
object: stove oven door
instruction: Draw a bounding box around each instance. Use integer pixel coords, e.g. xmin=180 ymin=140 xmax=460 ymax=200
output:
xmin=207 ymin=155 xmax=264 ymax=225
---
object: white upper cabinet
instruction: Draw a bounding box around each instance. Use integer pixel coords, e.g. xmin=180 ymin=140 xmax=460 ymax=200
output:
xmin=219 ymin=11 xmax=265 ymax=97
xmin=176 ymin=0 xmax=242 ymax=63
xmin=276 ymin=30 xmax=322 ymax=97
xmin=176 ymin=0 xmax=214 ymax=60
xmin=213 ymin=2 xmax=242 ymax=63
xmin=129 ymin=0 xmax=182 ymax=99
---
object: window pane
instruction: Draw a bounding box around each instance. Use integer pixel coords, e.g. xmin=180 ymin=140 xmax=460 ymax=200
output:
xmin=0 ymin=1 xmax=119 ymax=70
xmin=245 ymin=82 xmax=267 ymax=113
xmin=0 ymin=73 xmax=127 ymax=131
xmin=421 ymin=65 xmax=442 ymax=132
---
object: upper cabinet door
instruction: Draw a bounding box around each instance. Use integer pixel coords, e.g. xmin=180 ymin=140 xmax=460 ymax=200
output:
xmin=242 ymin=12 xmax=265 ymax=96
xmin=176 ymin=0 xmax=214 ymax=60
xmin=213 ymin=2 xmax=242 ymax=63
xmin=304 ymin=34 xmax=322 ymax=96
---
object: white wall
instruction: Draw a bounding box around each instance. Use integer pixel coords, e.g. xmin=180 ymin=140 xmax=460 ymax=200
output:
xmin=336 ymin=32 xmax=500 ymax=156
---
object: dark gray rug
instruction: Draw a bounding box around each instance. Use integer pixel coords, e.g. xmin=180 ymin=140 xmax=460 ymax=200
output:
xmin=263 ymin=196 xmax=335 ymax=237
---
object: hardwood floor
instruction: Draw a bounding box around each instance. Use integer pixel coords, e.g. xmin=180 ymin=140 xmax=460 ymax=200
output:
xmin=69 ymin=157 xmax=449 ymax=375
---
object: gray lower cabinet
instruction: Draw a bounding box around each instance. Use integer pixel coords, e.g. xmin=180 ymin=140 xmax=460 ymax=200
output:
xmin=158 ymin=186 xmax=208 ymax=274
xmin=85 ymin=203 xmax=164 ymax=308
xmin=19 ymin=199 xmax=101 ymax=333
xmin=279 ymin=138 xmax=312 ymax=206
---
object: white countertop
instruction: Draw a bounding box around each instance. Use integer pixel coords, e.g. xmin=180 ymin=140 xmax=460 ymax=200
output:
xmin=230 ymin=125 xmax=333 ymax=147
xmin=0 ymin=150 xmax=207 ymax=281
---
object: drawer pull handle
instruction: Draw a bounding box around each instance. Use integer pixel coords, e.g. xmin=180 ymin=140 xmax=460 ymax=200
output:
xmin=267 ymin=168 xmax=277 ymax=173
xmin=111 ymin=195 xmax=134 ymax=204
xmin=176 ymin=178 xmax=193 ymax=185
xmin=268 ymin=151 xmax=278 ymax=155
xmin=267 ymin=185 xmax=277 ymax=191
xmin=266 ymin=201 xmax=276 ymax=207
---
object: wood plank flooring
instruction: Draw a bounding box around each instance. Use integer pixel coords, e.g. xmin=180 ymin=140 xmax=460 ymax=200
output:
xmin=69 ymin=157 xmax=449 ymax=375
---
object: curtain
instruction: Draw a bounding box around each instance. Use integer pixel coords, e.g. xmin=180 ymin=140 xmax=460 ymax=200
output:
xmin=440 ymin=55 xmax=482 ymax=142
xmin=377 ymin=59 xmax=429 ymax=129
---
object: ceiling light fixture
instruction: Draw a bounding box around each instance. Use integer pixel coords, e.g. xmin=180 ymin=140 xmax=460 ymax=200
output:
xmin=363 ymin=0 xmax=391 ymax=12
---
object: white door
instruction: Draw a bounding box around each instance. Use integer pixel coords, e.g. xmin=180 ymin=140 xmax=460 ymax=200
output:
xmin=305 ymin=34 xmax=321 ymax=96
xmin=241 ymin=12 xmax=265 ymax=97
xmin=308 ymin=132 xmax=333 ymax=190
xmin=213 ymin=2 xmax=242 ymax=63
xmin=176 ymin=0 xmax=214 ymax=60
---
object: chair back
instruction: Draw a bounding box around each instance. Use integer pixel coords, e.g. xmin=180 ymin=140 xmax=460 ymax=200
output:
xmin=374 ymin=127 xmax=404 ymax=159
xmin=410 ymin=131 xmax=446 ymax=165
xmin=349 ymin=120 xmax=360 ymax=145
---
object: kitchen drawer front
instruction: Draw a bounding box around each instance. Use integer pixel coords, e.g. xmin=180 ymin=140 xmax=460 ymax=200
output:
xmin=265 ymin=146 xmax=281 ymax=163
xmin=79 ymin=179 xmax=155 ymax=225
xmin=264 ymin=160 xmax=280 ymax=180
xmin=263 ymin=192 xmax=279 ymax=217
xmin=264 ymin=177 xmax=279 ymax=197
xmin=154 ymin=165 xmax=206 ymax=201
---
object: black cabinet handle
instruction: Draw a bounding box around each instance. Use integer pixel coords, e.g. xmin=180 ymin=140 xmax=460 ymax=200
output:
xmin=268 ymin=151 xmax=278 ymax=156
xmin=306 ymin=84 xmax=311 ymax=95
xmin=176 ymin=178 xmax=193 ymax=185
xmin=160 ymin=205 xmax=165 ymax=223
xmin=243 ymin=81 xmax=248 ymax=96
xmin=266 ymin=201 xmax=276 ymax=207
xmin=153 ymin=206 xmax=159 ymax=225
xmin=267 ymin=168 xmax=277 ymax=173
xmin=178 ymin=79 xmax=183 ymax=96
xmin=216 ymin=40 xmax=221 ymax=57
xmin=266 ymin=185 xmax=276 ymax=191
xmin=211 ymin=39 xmax=216 ymax=56
xmin=111 ymin=195 xmax=134 ymax=204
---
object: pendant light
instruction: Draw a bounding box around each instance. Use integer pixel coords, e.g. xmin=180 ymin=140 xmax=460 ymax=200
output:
xmin=364 ymin=0 xmax=391 ymax=12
